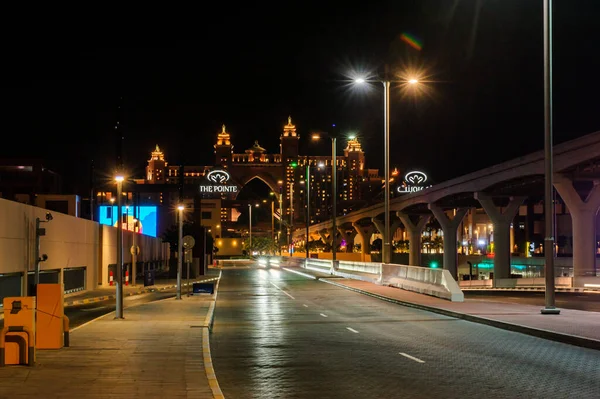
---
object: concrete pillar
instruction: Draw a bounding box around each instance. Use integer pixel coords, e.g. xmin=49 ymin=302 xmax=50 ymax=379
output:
xmin=371 ymin=217 xmax=401 ymax=260
xmin=352 ymin=222 xmax=374 ymax=261
xmin=475 ymin=193 xmax=525 ymax=280
xmin=554 ymin=176 xmax=600 ymax=284
xmin=396 ymin=212 xmax=429 ymax=266
xmin=318 ymin=229 xmax=332 ymax=245
xmin=337 ymin=226 xmax=357 ymax=253
xmin=428 ymin=205 xmax=468 ymax=279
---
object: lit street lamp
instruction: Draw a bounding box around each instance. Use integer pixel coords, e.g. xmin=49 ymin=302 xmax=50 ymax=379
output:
xmin=312 ymin=129 xmax=338 ymax=269
xmin=248 ymin=203 xmax=259 ymax=255
xmin=110 ymin=198 xmax=115 ymax=226
xmin=542 ymin=0 xmax=559 ymax=314
xmin=115 ymin=174 xmax=125 ymax=319
xmin=176 ymin=204 xmax=184 ymax=300
xmin=354 ymin=68 xmax=419 ymax=264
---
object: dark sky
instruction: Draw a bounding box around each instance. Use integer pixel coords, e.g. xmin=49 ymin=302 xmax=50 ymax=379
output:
xmin=1 ymin=1 xmax=599 ymax=194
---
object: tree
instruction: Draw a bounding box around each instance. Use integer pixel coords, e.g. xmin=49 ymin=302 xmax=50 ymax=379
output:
xmin=243 ymin=236 xmax=279 ymax=255
xmin=161 ymin=221 xmax=196 ymax=254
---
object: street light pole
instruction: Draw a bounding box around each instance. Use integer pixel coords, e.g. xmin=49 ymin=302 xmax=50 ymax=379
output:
xmin=271 ymin=197 xmax=275 ymax=243
xmin=115 ymin=175 xmax=124 ymax=319
xmin=249 ymin=203 xmax=252 ymax=253
xmin=306 ymin=163 xmax=310 ymax=261
xmin=176 ymin=205 xmax=184 ymax=300
xmin=289 ymin=183 xmax=294 ymax=256
xmin=382 ymin=77 xmax=391 ymax=265
xmin=542 ymin=0 xmax=559 ymax=315
xmin=331 ymin=136 xmax=337 ymax=267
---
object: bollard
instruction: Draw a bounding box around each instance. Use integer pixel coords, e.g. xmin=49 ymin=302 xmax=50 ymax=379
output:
xmin=109 ymin=270 xmax=114 ymax=286
xmin=0 ymin=326 xmax=35 ymax=366
xmin=63 ymin=316 xmax=70 ymax=348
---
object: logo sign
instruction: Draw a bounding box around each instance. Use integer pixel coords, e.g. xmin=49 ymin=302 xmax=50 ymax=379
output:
xmin=200 ymin=169 xmax=238 ymax=193
xmin=397 ymin=170 xmax=432 ymax=194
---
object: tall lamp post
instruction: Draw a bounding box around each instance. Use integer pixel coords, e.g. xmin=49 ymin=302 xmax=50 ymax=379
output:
xmin=248 ymin=203 xmax=259 ymax=255
xmin=541 ymin=0 xmax=559 ymax=314
xmin=312 ymin=130 xmax=337 ymax=268
xmin=354 ymin=71 xmax=419 ymax=264
xmin=305 ymin=162 xmax=310 ymax=261
xmin=176 ymin=204 xmax=184 ymax=300
xmin=115 ymin=174 xmax=124 ymax=319
xmin=110 ymin=197 xmax=115 ymax=226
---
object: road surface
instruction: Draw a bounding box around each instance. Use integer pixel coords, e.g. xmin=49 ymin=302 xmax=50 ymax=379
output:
xmin=210 ymin=266 xmax=600 ymax=399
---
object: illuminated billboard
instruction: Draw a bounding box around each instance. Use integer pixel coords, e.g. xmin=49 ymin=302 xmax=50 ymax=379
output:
xmin=98 ymin=205 xmax=158 ymax=237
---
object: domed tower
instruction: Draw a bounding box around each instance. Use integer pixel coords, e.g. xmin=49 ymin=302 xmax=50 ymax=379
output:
xmin=214 ymin=124 xmax=233 ymax=167
xmin=280 ymin=116 xmax=299 ymax=161
xmin=245 ymin=140 xmax=267 ymax=162
xmin=146 ymin=144 xmax=167 ymax=183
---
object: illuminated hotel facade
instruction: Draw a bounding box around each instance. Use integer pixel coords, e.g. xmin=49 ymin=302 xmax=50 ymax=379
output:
xmin=96 ymin=117 xmax=383 ymax=239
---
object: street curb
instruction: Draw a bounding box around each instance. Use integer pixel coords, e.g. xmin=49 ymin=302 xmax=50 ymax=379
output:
xmin=200 ymin=271 xmax=224 ymax=399
xmin=64 ymin=284 xmax=178 ymax=307
xmin=314 ymin=276 xmax=600 ymax=352
xmin=462 ymin=287 xmax=600 ymax=293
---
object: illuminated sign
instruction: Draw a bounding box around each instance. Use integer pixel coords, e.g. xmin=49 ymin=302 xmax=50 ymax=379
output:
xmin=98 ymin=205 xmax=158 ymax=237
xmin=397 ymin=170 xmax=432 ymax=194
xmin=200 ymin=169 xmax=238 ymax=193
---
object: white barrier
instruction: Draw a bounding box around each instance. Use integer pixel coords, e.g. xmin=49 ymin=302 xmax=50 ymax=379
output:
xmin=277 ymin=257 xmax=464 ymax=302
xmin=381 ymin=264 xmax=464 ymax=302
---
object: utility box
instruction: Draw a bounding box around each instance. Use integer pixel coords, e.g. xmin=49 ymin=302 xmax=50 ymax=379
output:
xmin=1 ymin=297 xmax=36 ymax=366
xmin=36 ymin=284 xmax=65 ymax=349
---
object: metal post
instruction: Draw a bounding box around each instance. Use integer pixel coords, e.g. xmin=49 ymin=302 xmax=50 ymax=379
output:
xmin=186 ymin=251 xmax=190 ymax=296
xmin=306 ymin=163 xmax=310 ymax=260
xmin=248 ymin=204 xmax=252 ymax=255
xmin=289 ymin=184 xmax=294 ymax=256
xmin=34 ymin=218 xmax=41 ymax=286
xmin=332 ymin=137 xmax=337 ymax=265
xmin=115 ymin=179 xmax=124 ymax=319
xmin=382 ymin=79 xmax=391 ymax=264
xmin=271 ymin=200 xmax=275 ymax=243
xmin=279 ymin=191 xmax=283 ymax=255
xmin=203 ymin=227 xmax=207 ymax=275
xmin=542 ymin=0 xmax=559 ymax=314
xmin=176 ymin=208 xmax=183 ymax=300
xmin=132 ymin=218 xmax=137 ymax=286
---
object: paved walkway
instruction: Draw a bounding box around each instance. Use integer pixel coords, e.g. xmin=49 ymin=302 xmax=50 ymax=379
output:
xmin=0 ymin=277 xmax=223 ymax=399
xmin=283 ymin=266 xmax=600 ymax=350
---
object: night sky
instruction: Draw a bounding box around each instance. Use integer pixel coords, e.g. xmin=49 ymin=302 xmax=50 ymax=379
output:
xmin=1 ymin=1 xmax=599 ymax=195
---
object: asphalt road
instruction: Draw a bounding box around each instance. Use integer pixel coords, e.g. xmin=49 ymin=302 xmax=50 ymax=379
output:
xmin=464 ymin=290 xmax=600 ymax=312
xmin=210 ymin=267 xmax=600 ymax=399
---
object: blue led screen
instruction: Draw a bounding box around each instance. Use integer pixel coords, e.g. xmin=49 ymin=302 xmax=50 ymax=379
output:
xmin=98 ymin=205 xmax=158 ymax=237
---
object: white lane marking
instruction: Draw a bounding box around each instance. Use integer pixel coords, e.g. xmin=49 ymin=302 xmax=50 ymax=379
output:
xmin=269 ymin=281 xmax=295 ymax=299
xmin=399 ymin=352 xmax=425 ymax=363
xmin=303 ymin=304 xmax=308 ymax=307
xmin=320 ymin=313 xmax=328 ymax=318
xmin=346 ymin=327 xmax=359 ymax=333
xmin=81 ymin=306 xmax=107 ymax=312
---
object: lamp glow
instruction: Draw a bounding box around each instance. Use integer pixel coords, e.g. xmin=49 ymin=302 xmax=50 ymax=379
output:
xmin=177 ymin=205 xmax=184 ymax=211
xmin=355 ymin=78 xmax=365 ymax=84
xmin=115 ymin=175 xmax=124 ymax=182
xmin=408 ymin=78 xmax=419 ymax=84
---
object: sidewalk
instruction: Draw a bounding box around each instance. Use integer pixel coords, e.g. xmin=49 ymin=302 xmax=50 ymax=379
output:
xmin=0 ymin=275 xmax=223 ymax=399
xmin=283 ymin=266 xmax=600 ymax=351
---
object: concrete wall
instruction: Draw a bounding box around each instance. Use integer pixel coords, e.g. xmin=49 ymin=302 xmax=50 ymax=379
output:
xmin=214 ymin=237 xmax=243 ymax=257
xmin=0 ymin=198 xmax=168 ymax=293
